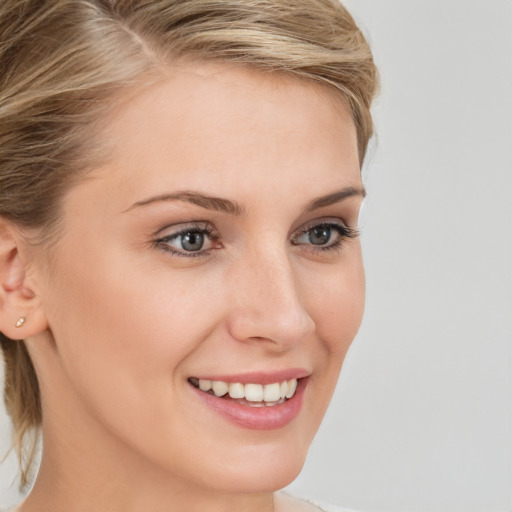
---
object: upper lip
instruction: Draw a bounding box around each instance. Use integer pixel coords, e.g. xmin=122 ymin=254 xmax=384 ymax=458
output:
xmin=189 ymin=368 xmax=310 ymax=385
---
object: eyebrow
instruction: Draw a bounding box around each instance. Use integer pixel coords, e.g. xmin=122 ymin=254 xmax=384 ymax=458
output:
xmin=124 ymin=186 xmax=365 ymax=215
xmin=305 ymin=186 xmax=366 ymax=211
xmin=124 ymin=191 xmax=245 ymax=215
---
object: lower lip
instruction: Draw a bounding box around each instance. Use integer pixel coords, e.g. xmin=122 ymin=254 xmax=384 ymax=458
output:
xmin=190 ymin=378 xmax=307 ymax=430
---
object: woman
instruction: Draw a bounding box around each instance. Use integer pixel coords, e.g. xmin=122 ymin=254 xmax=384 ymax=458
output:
xmin=0 ymin=1 xmax=378 ymax=510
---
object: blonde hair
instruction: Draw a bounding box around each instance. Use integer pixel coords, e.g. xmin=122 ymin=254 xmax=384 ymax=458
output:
xmin=0 ymin=0 xmax=378 ymax=488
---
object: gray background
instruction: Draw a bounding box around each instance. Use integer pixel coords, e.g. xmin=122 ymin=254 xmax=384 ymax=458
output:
xmin=1 ymin=0 xmax=511 ymax=510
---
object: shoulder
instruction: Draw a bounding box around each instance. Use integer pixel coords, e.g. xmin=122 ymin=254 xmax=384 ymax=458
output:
xmin=275 ymin=492 xmax=357 ymax=512
xmin=305 ymin=499 xmax=356 ymax=512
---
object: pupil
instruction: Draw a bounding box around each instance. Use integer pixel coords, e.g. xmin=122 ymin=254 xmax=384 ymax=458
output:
xmin=309 ymin=226 xmax=331 ymax=245
xmin=182 ymin=231 xmax=204 ymax=251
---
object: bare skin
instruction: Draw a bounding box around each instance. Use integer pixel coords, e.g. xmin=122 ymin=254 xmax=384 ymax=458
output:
xmin=1 ymin=63 xmax=364 ymax=512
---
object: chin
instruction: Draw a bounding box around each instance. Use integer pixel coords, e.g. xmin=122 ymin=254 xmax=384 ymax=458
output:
xmin=191 ymin=433 xmax=312 ymax=494
xmin=203 ymin=451 xmax=307 ymax=494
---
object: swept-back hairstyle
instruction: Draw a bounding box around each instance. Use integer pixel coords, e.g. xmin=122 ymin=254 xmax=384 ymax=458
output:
xmin=0 ymin=0 xmax=378 ymax=487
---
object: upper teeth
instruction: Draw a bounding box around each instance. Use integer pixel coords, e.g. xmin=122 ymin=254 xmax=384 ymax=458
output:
xmin=193 ymin=378 xmax=298 ymax=402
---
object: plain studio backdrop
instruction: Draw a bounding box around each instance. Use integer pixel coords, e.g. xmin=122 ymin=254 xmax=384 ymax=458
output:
xmin=1 ymin=0 xmax=511 ymax=510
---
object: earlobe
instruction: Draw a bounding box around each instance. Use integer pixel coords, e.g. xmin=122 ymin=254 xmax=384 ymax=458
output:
xmin=0 ymin=218 xmax=48 ymax=340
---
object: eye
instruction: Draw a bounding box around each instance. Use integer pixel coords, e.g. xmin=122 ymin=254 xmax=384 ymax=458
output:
xmin=177 ymin=230 xmax=206 ymax=251
xmin=305 ymin=225 xmax=334 ymax=245
xmin=155 ymin=223 xmax=219 ymax=257
xmin=292 ymin=219 xmax=358 ymax=252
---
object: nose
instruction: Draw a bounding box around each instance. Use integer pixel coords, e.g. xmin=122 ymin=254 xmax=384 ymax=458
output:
xmin=225 ymin=247 xmax=315 ymax=350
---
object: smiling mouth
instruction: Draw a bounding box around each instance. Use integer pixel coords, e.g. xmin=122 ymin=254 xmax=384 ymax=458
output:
xmin=188 ymin=377 xmax=298 ymax=407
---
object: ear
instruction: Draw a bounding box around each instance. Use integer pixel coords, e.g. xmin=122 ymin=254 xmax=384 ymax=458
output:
xmin=0 ymin=218 xmax=48 ymax=340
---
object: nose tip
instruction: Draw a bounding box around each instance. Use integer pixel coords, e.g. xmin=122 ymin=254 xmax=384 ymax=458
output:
xmin=228 ymin=305 xmax=315 ymax=349
xmin=226 ymin=258 xmax=315 ymax=349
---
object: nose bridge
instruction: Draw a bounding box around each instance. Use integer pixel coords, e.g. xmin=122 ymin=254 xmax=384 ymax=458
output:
xmin=226 ymin=241 xmax=314 ymax=346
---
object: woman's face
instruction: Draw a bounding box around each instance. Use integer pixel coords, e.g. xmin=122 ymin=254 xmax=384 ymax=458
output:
xmin=31 ymin=63 xmax=365 ymax=493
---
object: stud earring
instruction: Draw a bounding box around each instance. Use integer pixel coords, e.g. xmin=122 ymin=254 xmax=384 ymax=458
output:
xmin=15 ymin=317 xmax=26 ymax=328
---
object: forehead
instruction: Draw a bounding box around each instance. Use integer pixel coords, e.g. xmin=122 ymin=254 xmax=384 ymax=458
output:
xmin=74 ymin=62 xmax=361 ymax=215
xmin=104 ymin=62 xmax=354 ymax=137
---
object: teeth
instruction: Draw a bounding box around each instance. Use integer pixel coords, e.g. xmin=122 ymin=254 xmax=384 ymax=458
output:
xmin=199 ymin=379 xmax=212 ymax=392
xmin=234 ymin=397 xmax=286 ymax=408
xmin=263 ymin=382 xmax=281 ymax=402
xmin=285 ymin=379 xmax=297 ymax=399
xmin=244 ymin=400 xmax=265 ymax=407
xmin=193 ymin=378 xmax=299 ymax=403
xmin=228 ymin=382 xmax=245 ymax=399
xmin=245 ymin=383 xmax=264 ymax=402
xmin=280 ymin=381 xmax=288 ymax=399
xmin=211 ymin=380 xmax=229 ymax=397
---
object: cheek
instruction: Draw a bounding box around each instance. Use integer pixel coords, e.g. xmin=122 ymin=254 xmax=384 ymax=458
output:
xmin=300 ymin=247 xmax=365 ymax=407
xmin=41 ymin=248 xmax=206 ymax=416
xmin=40 ymin=254 xmax=223 ymax=467
xmin=307 ymin=250 xmax=365 ymax=358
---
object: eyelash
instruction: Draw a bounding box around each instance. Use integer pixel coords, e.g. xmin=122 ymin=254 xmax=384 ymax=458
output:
xmin=155 ymin=223 xmax=219 ymax=258
xmin=154 ymin=220 xmax=358 ymax=258
xmin=291 ymin=221 xmax=359 ymax=254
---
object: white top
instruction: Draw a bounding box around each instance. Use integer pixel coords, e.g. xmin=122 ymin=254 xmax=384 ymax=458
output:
xmin=277 ymin=492 xmax=357 ymax=512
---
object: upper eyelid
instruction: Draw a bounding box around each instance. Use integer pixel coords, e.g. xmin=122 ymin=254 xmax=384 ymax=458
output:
xmin=298 ymin=217 xmax=348 ymax=229
xmin=153 ymin=221 xmax=215 ymax=238
xmin=152 ymin=217 xmax=353 ymax=240
xmin=292 ymin=217 xmax=351 ymax=235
